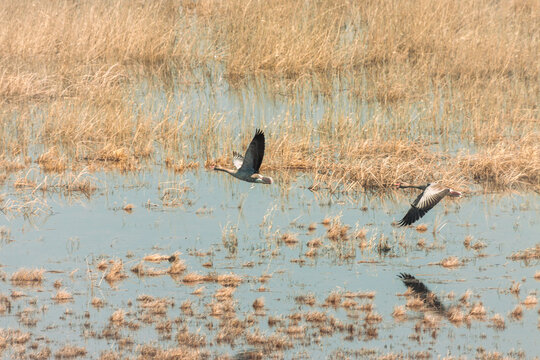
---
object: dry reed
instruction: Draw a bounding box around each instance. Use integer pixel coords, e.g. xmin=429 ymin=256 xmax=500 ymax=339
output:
xmin=52 ymin=289 xmax=73 ymax=302
xmin=10 ymin=269 xmax=44 ymax=284
xmin=0 ymin=0 xmax=537 ymax=194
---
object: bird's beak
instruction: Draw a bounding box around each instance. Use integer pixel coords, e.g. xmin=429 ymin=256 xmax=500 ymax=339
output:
xmin=448 ymin=190 xmax=462 ymax=197
xmin=393 ymin=182 xmax=401 ymax=188
xmin=263 ymin=177 xmax=273 ymax=184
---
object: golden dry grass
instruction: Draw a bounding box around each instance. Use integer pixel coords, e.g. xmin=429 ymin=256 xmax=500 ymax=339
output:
xmin=0 ymin=1 xmax=536 ymax=193
xmin=54 ymin=345 xmax=87 ymax=359
xmin=10 ymin=269 xmax=44 ymax=284
xmin=392 ymin=306 xmax=406 ymax=320
xmin=447 ymin=307 xmax=465 ymax=325
xmin=110 ymin=309 xmax=125 ymax=324
xmin=252 ymin=297 xmax=265 ymax=310
xmin=509 ymin=304 xmax=524 ymax=320
xmin=508 ymin=244 xmax=540 ymax=261
xmin=52 ymin=289 xmax=73 ymax=302
xmin=104 ymin=260 xmax=128 ymax=284
xmin=438 ymin=256 xmax=462 ymax=268
xmin=469 ymin=302 xmax=487 ymax=318
xmin=490 ymin=314 xmax=506 ymax=330
xmin=91 ymin=297 xmax=105 ymax=308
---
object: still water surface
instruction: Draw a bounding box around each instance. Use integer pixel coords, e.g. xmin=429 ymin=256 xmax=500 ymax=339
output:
xmin=1 ymin=168 xmax=538 ymax=358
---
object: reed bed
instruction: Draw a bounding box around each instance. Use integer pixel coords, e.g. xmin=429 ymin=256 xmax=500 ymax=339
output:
xmin=0 ymin=0 xmax=537 ymax=193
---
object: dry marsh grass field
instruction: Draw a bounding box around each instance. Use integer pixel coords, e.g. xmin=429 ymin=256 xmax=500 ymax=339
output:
xmin=0 ymin=0 xmax=538 ymax=193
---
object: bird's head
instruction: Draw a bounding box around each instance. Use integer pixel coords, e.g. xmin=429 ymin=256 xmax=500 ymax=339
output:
xmin=394 ymin=182 xmax=409 ymax=188
xmin=448 ymin=189 xmax=462 ymax=197
xmin=253 ymin=174 xmax=273 ymax=184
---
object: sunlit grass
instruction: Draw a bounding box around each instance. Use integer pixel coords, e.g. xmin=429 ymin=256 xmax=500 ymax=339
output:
xmin=0 ymin=0 xmax=537 ymax=194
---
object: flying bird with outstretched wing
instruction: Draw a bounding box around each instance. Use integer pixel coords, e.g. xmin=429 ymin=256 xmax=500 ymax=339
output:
xmin=214 ymin=129 xmax=273 ymax=184
xmin=394 ymin=182 xmax=461 ymax=226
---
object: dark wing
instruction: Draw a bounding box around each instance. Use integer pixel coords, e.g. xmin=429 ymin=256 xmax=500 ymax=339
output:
xmin=398 ymin=273 xmax=432 ymax=295
xmin=398 ymin=273 xmax=444 ymax=312
xmin=232 ymin=151 xmax=244 ymax=170
xmin=398 ymin=191 xmax=428 ymax=226
xmin=239 ymin=129 xmax=265 ymax=174
xmin=398 ymin=184 xmax=449 ymax=226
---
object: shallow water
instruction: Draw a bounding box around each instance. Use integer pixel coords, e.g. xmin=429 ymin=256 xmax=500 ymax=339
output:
xmin=0 ymin=168 xmax=538 ymax=358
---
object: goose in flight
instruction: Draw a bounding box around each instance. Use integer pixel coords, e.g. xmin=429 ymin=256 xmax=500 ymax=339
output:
xmin=394 ymin=182 xmax=461 ymax=226
xmin=398 ymin=273 xmax=445 ymax=313
xmin=214 ymin=129 xmax=273 ymax=184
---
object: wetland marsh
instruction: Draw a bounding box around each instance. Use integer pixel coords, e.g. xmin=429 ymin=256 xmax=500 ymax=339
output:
xmin=1 ymin=0 xmax=539 ymax=358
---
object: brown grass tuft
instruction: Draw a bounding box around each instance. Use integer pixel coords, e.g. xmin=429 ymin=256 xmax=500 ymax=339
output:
xmin=522 ymin=294 xmax=538 ymax=307
xmin=177 ymin=327 xmax=206 ymax=348
xmin=415 ymin=224 xmax=428 ymax=232
xmin=509 ymin=304 xmax=523 ymax=320
xmin=10 ymin=269 xmax=45 ymax=284
xmin=324 ymin=292 xmax=342 ymax=307
xmin=280 ymin=233 xmax=298 ymax=245
xmin=447 ymin=307 xmax=464 ymax=325
xmin=469 ymin=302 xmax=486 ymax=318
xmin=214 ymin=287 xmax=235 ymax=300
xmin=392 ymin=305 xmax=406 ymax=320
xmin=463 ymin=235 xmax=473 ymax=248
xmin=52 ymin=289 xmax=73 ymax=302
xmin=104 ymin=260 xmax=128 ymax=284
xmin=509 ymin=244 xmax=540 ymax=261
xmin=143 ymin=254 xmax=172 ymax=263
xmin=305 ymin=311 xmax=327 ymax=323
xmin=167 ymin=259 xmax=187 ymax=275
xmin=180 ymin=300 xmax=193 ymax=316
xmin=439 ymin=256 xmax=462 ymax=268
xmin=37 ymin=147 xmax=67 ymax=172
xmin=131 ymin=263 xmax=165 ymax=277
xmin=97 ymin=260 xmax=108 ymax=271
xmin=252 ymin=297 xmax=265 ymax=310
xmin=54 ymin=345 xmax=87 ymax=359
xmin=217 ymin=273 xmax=242 ymax=287
xmin=182 ymin=273 xmax=204 ymax=284
xmin=510 ymin=282 xmax=521 ymax=295
xmin=92 ymin=297 xmax=105 ymax=308
xmin=110 ymin=309 xmax=125 ymax=324
xmin=295 ymin=294 xmax=316 ymax=306
xmin=490 ymin=314 xmax=505 ymax=329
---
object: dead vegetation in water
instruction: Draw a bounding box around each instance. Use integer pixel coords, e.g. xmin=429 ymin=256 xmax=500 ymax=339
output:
xmin=54 ymin=345 xmax=87 ymax=359
xmin=522 ymin=294 xmax=538 ymax=307
xmin=138 ymin=345 xmax=204 ymax=360
xmin=490 ymin=314 xmax=506 ymax=330
xmin=435 ymin=256 xmax=462 ymax=268
xmin=130 ymin=263 xmax=165 ymax=277
xmin=0 ymin=0 xmax=537 ymax=193
xmin=280 ymin=233 xmax=298 ymax=246
xmin=10 ymin=269 xmax=45 ymax=285
xmin=508 ymin=244 xmax=540 ymax=262
xmin=52 ymin=289 xmax=73 ymax=302
xmin=104 ymin=260 xmax=128 ymax=284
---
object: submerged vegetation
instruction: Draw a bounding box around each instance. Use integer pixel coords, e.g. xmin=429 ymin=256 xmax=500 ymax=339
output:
xmin=0 ymin=0 xmax=538 ymax=192
xmin=0 ymin=1 xmax=539 ymax=358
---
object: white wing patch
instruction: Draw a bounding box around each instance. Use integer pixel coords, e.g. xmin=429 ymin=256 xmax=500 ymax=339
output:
xmin=417 ymin=183 xmax=449 ymax=210
xmin=232 ymin=151 xmax=244 ymax=170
